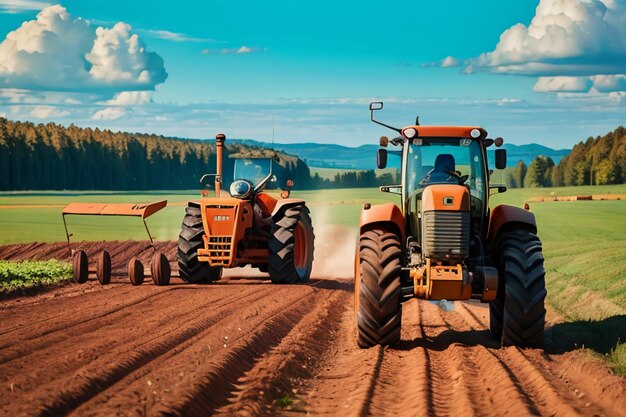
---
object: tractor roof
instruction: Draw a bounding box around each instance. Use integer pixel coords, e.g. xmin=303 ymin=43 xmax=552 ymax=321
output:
xmin=401 ymin=126 xmax=484 ymax=139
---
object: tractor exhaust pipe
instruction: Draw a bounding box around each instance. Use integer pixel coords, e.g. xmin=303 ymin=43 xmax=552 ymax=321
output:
xmin=215 ymin=133 xmax=226 ymax=197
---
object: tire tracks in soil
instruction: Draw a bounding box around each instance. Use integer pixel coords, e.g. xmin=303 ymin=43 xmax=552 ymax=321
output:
xmin=293 ymin=299 xmax=626 ymax=417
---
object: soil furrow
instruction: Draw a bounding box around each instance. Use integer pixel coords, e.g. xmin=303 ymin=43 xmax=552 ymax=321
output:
xmin=3 ymin=286 xmax=283 ymax=416
xmin=142 ymin=287 xmax=323 ymax=416
xmin=214 ymin=287 xmax=349 ymax=416
xmin=0 ymin=285 xmax=255 ymax=369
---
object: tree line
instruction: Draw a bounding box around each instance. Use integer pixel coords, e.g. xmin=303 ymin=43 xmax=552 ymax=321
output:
xmin=0 ymin=118 xmax=313 ymax=191
xmin=502 ymin=126 xmax=625 ymax=188
xmin=1 ymin=118 xmax=623 ymax=191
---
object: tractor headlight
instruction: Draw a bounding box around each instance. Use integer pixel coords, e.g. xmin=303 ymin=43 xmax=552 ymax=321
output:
xmin=229 ymin=179 xmax=253 ymax=199
xmin=403 ymin=127 xmax=418 ymax=139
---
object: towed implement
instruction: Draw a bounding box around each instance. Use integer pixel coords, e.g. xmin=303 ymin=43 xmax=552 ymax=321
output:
xmin=177 ymin=133 xmax=315 ymax=284
xmin=62 ymin=200 xmax=171 ymax=286
xmin=355 ymin=102 xmax=546 ymax=348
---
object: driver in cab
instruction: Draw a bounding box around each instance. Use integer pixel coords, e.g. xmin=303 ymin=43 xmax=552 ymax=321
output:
xmin=420 ymin=154 xmax=466 ymax=185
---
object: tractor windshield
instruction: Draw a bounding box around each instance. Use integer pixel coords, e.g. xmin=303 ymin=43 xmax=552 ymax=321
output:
xmin=233 ymin=158 xmax=273 ymax=186
xmin=406 ymin=138 xmax=486 ymax=214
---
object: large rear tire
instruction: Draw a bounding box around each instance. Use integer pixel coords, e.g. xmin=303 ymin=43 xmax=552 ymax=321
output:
xmin=268 ymin=205 xmax=314 ymax=284
xmin=491 ymin=229 xmax=546 ymax=348
xmin=178 ymin=203 xmax=222 ymax=283
xmin=356 ymin=229 xmax=402 ymax=348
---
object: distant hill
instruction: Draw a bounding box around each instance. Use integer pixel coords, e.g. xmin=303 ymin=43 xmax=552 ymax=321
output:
xmin=235 ymin=139 xmax=570 ymax=170
xmin=231 ymin=140 xmax=379 ymax=170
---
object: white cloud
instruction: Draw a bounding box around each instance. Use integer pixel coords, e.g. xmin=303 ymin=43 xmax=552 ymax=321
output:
xmin=590 ymin=74 xmax=626 ymax=92
xmin=421 ymin=55 xmax=462 ymax=68
xmin=29 ymin=105 xmax=69 ymax=118
xmin=534 ymin=76 xmax=592 ymax=92
xmin=141 ymin=29 xmax=218 ymax=43
xmin=201 ymin=45 xmax=264 ymax=55
xmin=534 ymin=74 xmax=626 ymax=93
xmin=441 ymin=56 xmax=462 ymax=68
xmin=0 ymin=0 xmax=50 ymax=14
xmin=469 ymin=0 xmax=626 ymax=77
xmin=104 ymin=91 xmax=152 ymax=106
xmin=0 ymin=5 xmax=167 ymax=94
xmin=463 ymin=0 xmax=626 ymax=96
xmin=92 ymin=107 xmax=126 ymax=120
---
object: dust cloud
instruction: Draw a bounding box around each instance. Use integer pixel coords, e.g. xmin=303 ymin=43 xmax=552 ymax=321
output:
xmin=311 ymin=209 xmax=357 ymax=279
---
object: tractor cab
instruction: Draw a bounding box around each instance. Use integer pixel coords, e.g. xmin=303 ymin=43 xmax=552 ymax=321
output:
xmin=230 ymin=158 xmax=275 ymax=200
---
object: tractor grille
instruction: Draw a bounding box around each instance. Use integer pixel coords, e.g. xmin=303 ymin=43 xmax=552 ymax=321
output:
xmin=422 ymin=211 xmax=470 ymax=260
xmin=208 ymin=236 xmax=232 ymax=266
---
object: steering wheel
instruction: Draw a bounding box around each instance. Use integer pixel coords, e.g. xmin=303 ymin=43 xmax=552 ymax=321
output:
xmin=445 ymin=170 xmax=469 ymax=185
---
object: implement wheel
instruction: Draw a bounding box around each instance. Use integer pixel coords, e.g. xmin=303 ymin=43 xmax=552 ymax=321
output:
xmin=268 ymin=205 xmax=314 ymax=284
xmin=491 ymin=229 xmax=546 ymax=348
xmin=72 ymin=250 xmax=88 ymax=284
xmin=151 ymin=252 xmax=171 ymax=286
xmin=96 ymin=250 xmax=111 ymax=285
xmin=178 ymin=203 xmax=222 ymax=283
xmin=128 ymin=257 xmax=144 ymax=286
xmin=356 ymin=229 xmax=402 ymax=348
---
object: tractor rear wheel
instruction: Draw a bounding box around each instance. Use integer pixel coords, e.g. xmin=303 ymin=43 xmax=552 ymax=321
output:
xmin=268 ymin=205 xmax=314 ymax=284
xmin=356 ymin=229 xmax=402 ymax=348
xmin=491 ymin=229 xmax=546 ymax=348
xmin=178 ymin=203 xmax=222 ymax=283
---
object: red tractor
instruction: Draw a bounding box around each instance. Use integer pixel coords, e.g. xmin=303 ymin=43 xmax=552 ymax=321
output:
xmin=177 ymin=134 xmax=315 ymax=284
xmin=355 ymin=102 xmax=546 ymax=348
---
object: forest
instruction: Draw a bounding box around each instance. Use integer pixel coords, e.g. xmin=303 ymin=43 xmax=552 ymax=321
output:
xmin=504 ymin=126 xmax=626 ymax=188
xmin=0 ymin=118 xmax=312 ymax=191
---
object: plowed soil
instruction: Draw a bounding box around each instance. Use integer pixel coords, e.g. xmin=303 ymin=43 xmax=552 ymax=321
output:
xmin=1 ymin=241 xmax=624 ymax=417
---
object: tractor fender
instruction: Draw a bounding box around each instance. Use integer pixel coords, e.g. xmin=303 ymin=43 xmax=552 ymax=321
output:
xmin=271 ymin=198 xmax=308 ymax=220
xmin=359 ymin=202 xmax=405 ymax=242
xmin=487 ymin=204 xmax=537 ymax=246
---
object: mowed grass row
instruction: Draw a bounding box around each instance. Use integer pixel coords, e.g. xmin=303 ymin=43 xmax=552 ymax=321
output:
xmin=1 ymin=185 xmax=625 ymax=372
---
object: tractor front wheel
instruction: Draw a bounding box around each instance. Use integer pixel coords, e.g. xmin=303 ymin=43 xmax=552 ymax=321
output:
xmin=490 ymin=229 xmax=546 ymax=348
xmin=268 ymin=205 xmax=314 ymax=284
xmin=356 ymin=229 xmax=402 ymax=348
xmin=178 ymin=203 xmax=222 ymax=283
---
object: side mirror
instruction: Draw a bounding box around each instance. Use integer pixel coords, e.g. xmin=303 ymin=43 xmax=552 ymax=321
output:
xmin=377 ymin=148 xmax=387 ymax=169
xmin=369 ymin=101 xmax=383 ymax=111
xmin=270 ymin=175 xmax=277 ymax=182
xmin=495 ymin=149 xmax=507 ymax=170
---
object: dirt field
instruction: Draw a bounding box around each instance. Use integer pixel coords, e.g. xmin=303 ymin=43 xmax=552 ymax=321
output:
xmin=1 ymin=241 xmax=625 ymax=417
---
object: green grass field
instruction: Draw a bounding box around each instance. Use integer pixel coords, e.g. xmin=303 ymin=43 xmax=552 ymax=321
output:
xmin=1 ymin=184 xmax=625 ymax=372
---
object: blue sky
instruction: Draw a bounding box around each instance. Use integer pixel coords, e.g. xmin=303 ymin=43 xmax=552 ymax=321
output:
xmin=0 ymin=0 xmax=625 ymax=148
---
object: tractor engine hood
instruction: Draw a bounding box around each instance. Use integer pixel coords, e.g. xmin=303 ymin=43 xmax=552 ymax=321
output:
xmin=421 ymin=184 xmax=470 ymax=262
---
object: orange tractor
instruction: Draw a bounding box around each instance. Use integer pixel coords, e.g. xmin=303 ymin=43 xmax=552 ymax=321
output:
xmin=177 ymin=133 xmax=315 ymax=284
xmin=355 ymin=102 xmax=546 ymax=348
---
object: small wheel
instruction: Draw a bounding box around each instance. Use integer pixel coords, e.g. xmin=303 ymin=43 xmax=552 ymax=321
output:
xmin=72 ymin=250 xmax=88 ymax=284
xmin=96 ymin=251 xmax=111 ymax=285
xmin=151 ymin=252 xmax=171 ymax=286
xmin=128 ymin=257 xmax=144 ymax=286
